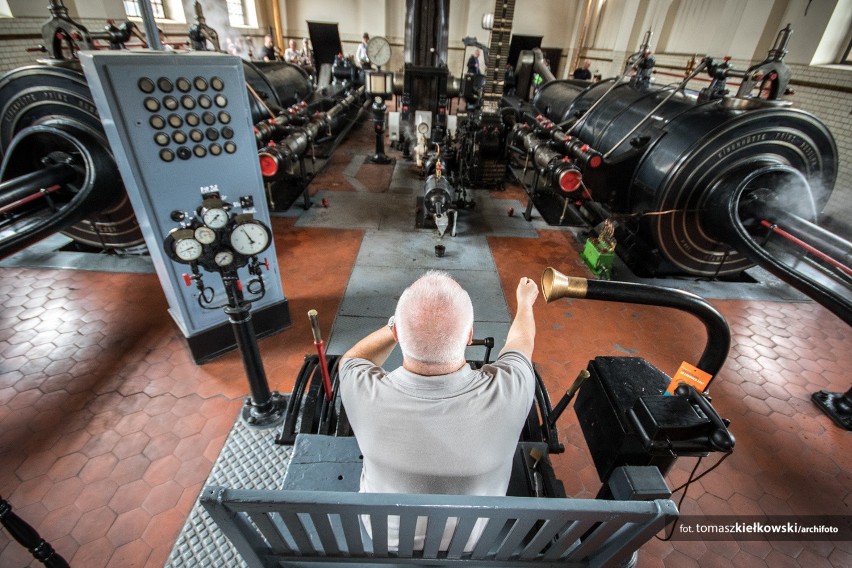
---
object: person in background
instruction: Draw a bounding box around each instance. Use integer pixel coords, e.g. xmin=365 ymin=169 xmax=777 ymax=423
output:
xmin=572 ymin=59 xmax=592 ymax=80
xmin=300 ymin=38 xmax=315 ymax=67
xmin=357 ymin=32 xmax=372 ymax=69
xmin=284 ymin=39 xmax=301 ymax=64
xmin=261 ymin=34 xmax=278 ymax=62
xmin=467 ymin=48 xmax=481 ymax=75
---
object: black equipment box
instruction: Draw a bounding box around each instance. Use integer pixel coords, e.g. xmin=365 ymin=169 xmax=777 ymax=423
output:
xmin=575 ymin=357 xmax=673 ymax=482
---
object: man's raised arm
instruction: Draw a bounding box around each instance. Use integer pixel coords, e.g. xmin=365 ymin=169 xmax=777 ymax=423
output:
xmin=500 ymin=276 xmax=538 ymax=359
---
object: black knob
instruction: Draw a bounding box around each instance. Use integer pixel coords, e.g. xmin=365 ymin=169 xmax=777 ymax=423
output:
xmin=170 ymin=210 xmax=186 ymax=221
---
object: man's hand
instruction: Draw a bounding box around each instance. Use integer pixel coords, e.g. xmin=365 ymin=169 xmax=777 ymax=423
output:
xmin=516 ymin=276 xmax=538 ymax=309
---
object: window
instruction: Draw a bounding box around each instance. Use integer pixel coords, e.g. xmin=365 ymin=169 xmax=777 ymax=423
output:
xmin=228 ymin=0 xmax=247 ymax=27
xmin=124 ymin=0 xmax=166 ymax=20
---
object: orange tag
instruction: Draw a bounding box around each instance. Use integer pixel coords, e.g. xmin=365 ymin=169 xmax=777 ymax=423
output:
xmin=666 ymin=361 xmax=712 ymax=395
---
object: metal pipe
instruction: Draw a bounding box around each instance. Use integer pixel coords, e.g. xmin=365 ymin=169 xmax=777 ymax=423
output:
xmin=541 ymin=269 xmax=731 ymax=378
xmin=0 ymin=164 xmax=76 ymax=210
xmin=137 ymin=0 xmax=163 ymax=50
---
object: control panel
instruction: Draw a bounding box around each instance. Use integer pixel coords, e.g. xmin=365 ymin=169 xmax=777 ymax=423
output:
xmin=80 ymin=51 xmax=289 ymax=362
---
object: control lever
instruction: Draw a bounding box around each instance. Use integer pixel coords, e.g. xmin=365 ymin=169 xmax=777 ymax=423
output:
xmin=469 ymin=337 xmax=494 ymax=364
xmin=548 ymin=369 xmax=590 ymax=428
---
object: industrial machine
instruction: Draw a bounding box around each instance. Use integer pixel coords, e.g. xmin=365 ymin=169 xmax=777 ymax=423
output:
xmin=276 ymin=268 xmax=736 ymax=504
xmin=0 ymin=0 xmax=362 ymax=259
xmin=504 ymin=27 xmax=850 ymax=326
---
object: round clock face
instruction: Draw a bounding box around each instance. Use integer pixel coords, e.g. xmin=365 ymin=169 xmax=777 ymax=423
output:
xmin=366 ymin=36 xmax=391 ymax=66
xmin=174 ymin=238 xmax=202 ymax=261
xmin=229 ymin=221 xmax=271 ymax=256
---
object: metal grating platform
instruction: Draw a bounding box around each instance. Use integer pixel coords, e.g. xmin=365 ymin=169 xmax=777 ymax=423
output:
xmin=165 ymin=415 xmax=292 ymax=568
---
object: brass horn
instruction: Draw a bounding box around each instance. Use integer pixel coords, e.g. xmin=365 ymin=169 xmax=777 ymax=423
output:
xmin=541 ymin=267 xmax=589 ymax=302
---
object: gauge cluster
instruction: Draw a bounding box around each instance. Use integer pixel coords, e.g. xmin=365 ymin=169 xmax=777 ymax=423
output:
xmin=163 ymin=193 xmax=272 ymax=273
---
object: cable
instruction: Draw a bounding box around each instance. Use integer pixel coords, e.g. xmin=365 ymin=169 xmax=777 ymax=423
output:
xmin=655 ymin=450 xmax=733 ymax=541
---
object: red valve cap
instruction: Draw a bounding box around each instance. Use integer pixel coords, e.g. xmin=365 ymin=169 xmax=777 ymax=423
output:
xmin=182 ymin=273 xmax=192 ymax=286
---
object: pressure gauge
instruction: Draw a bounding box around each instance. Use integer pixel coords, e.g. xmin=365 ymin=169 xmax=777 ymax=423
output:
xmin=194 ymin=225 xmax=216 ymax=244
xmin=214 ymin=249 xmax=234 ymax=267
xmin=366 ymin=36 xmax=391 ymax=67
xmin=230 ymin=221 xmax=271 ymax=256
xmin=202 ymin=207 xmax=229 ymax=229
xmin=174 ymin=238 xmax=203 ymax=261
xmin=417 ymin=122 xmax=429 ymax=135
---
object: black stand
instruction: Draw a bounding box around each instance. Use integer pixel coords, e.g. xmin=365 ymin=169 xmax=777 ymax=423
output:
xmin=812 ymin=387 xmax=852 ymax=431
xmin=0 ymin=495 xmax=69 ymax=567
xmin=223 ymin=275 xmax=286 ymax=428
xmin=369 ymin=97 xmax=392 ymax=164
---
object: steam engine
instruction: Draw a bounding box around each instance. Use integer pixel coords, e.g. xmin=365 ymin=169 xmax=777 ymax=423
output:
xmin=0 ymin=0 xmax=364 ymax=259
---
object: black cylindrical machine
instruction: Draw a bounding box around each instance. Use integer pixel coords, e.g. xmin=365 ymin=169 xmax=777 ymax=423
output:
xmin=531 ymin=61 xmax=849 ymax=323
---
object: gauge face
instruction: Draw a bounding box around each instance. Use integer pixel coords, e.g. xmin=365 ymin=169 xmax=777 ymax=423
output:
xmin=203 ymin=207 xmax=229 ymax=229
xmin=230 ymin=222 xmax=270 ymax=256
xmin=214 ymin=250 xmax=234 ymax=267
xmin=174 ymin=238 xmax=202 ymax=261
xmin=366 ymin=36 xmax=391 ymax=66
xmin=417 ymin=122 xmax=429 ymax=134
xmin=194 ymin=226 xmax=216 ymax=244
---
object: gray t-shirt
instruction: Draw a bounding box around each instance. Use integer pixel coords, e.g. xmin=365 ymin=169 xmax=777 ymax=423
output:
xmin=339 ymin=351 xmax=535 ymax=497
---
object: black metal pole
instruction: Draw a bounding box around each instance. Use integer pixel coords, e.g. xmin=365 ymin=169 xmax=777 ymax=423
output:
xmin=0 ymin=164 xmax=77 ymax=210
xmin=0 ymin=496 xmax=70 ymax=568
xmin=222 ymin=275 xmax=285 ymax=427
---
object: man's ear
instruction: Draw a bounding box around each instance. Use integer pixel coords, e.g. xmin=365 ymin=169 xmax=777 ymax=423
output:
xmin=467 ymin=327 xmax=474 ymax=345
xmin=392 ymin=326 xmax=399 ymax=343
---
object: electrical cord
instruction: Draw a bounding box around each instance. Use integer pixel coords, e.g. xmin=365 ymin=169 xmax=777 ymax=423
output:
xmin=655 ymin=450 xmax=734 ymax=541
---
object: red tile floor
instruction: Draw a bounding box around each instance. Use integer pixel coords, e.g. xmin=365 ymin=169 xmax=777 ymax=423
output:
xmin=1 ymin=118 xmax=850 ymax=567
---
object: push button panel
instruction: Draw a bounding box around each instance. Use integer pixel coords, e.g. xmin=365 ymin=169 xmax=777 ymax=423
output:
xmin=80 ymin=51 xmax=284 ymax=338
xmin=136 ymin=73 xmax=237 ymax=162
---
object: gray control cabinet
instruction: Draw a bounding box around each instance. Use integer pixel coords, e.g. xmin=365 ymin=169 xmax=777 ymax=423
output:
xmin=80 ymin=51 xmax=290 ymax=363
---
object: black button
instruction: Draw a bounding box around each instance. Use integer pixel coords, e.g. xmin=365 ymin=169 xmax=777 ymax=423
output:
xmin=172 ymin=131 xmax=187 ymax=144
xmin=202 ymin=112 xmax=216 ymax=125
xmin=163 ymin=96 xmax=178 ymax=110
xmin=154 ymin=133 xmax=170 ymax=146
xmin=206 ymin=128 xmax=219 ymax=141
xmin=224 ymin=141 xmax=237 ymax=154
xmin=209 ymin=143 xmax=222 ymax=155
xmin=185 ymin=113 xmax=200 ymax=126
xmin=194 ymin=77 xmax=209 ymax=91
xmin=214 ymin=95 xmax=228 ymax=107
xmin=160 ymin=148 xmax=175 ymax=162
xmin=190 ymin=129 xmax=204 ymax=142
xmin=181 ymin=95 xmax=196 ymax=110
xmin=193 ymin=145 xmax=207 ymax=158
xmin=157 ymin=77 xmax=173 ymax=92
xmin=138 ymin=77 xmax=155 ymax=93
xmin=149 ymin=115 xmax=166 ymax=129
xmin=143 ymin=97 xmax=160 ymax=112
xmin=198 ymin=95 xmax=212 ymax=109
xmin=218 ymin=111 xmax=231 ymax=124
xmin=210 ymin=77 xmax=224 ymax=91
xmin=167 ymin=114 xmax=183 ymax=128
xmin=176 ymin=146 xmax=192 ymax=160
xmin=221 ymin=126 xmax=234 ymax=139
xmin=176 ymin=77 xmax=192 ymax=92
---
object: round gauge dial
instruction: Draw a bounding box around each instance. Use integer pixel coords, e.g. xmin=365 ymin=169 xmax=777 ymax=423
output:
xmin=417 ymin=122 xmax=429 ymax=135
xmin=174 ymin=238 xmax=202 ymax=261
xmin=229 ymin=221 xmax=271 ymax=256
xmin=202 ymin=207 xmax=229 ymax=229
xmin=194 ymin=226 xmax=216 ymax=244
xmin=366 ymin=36 xmax=391 ymax=67
xmin=214 ymin=250 xmax=234 ymax=267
